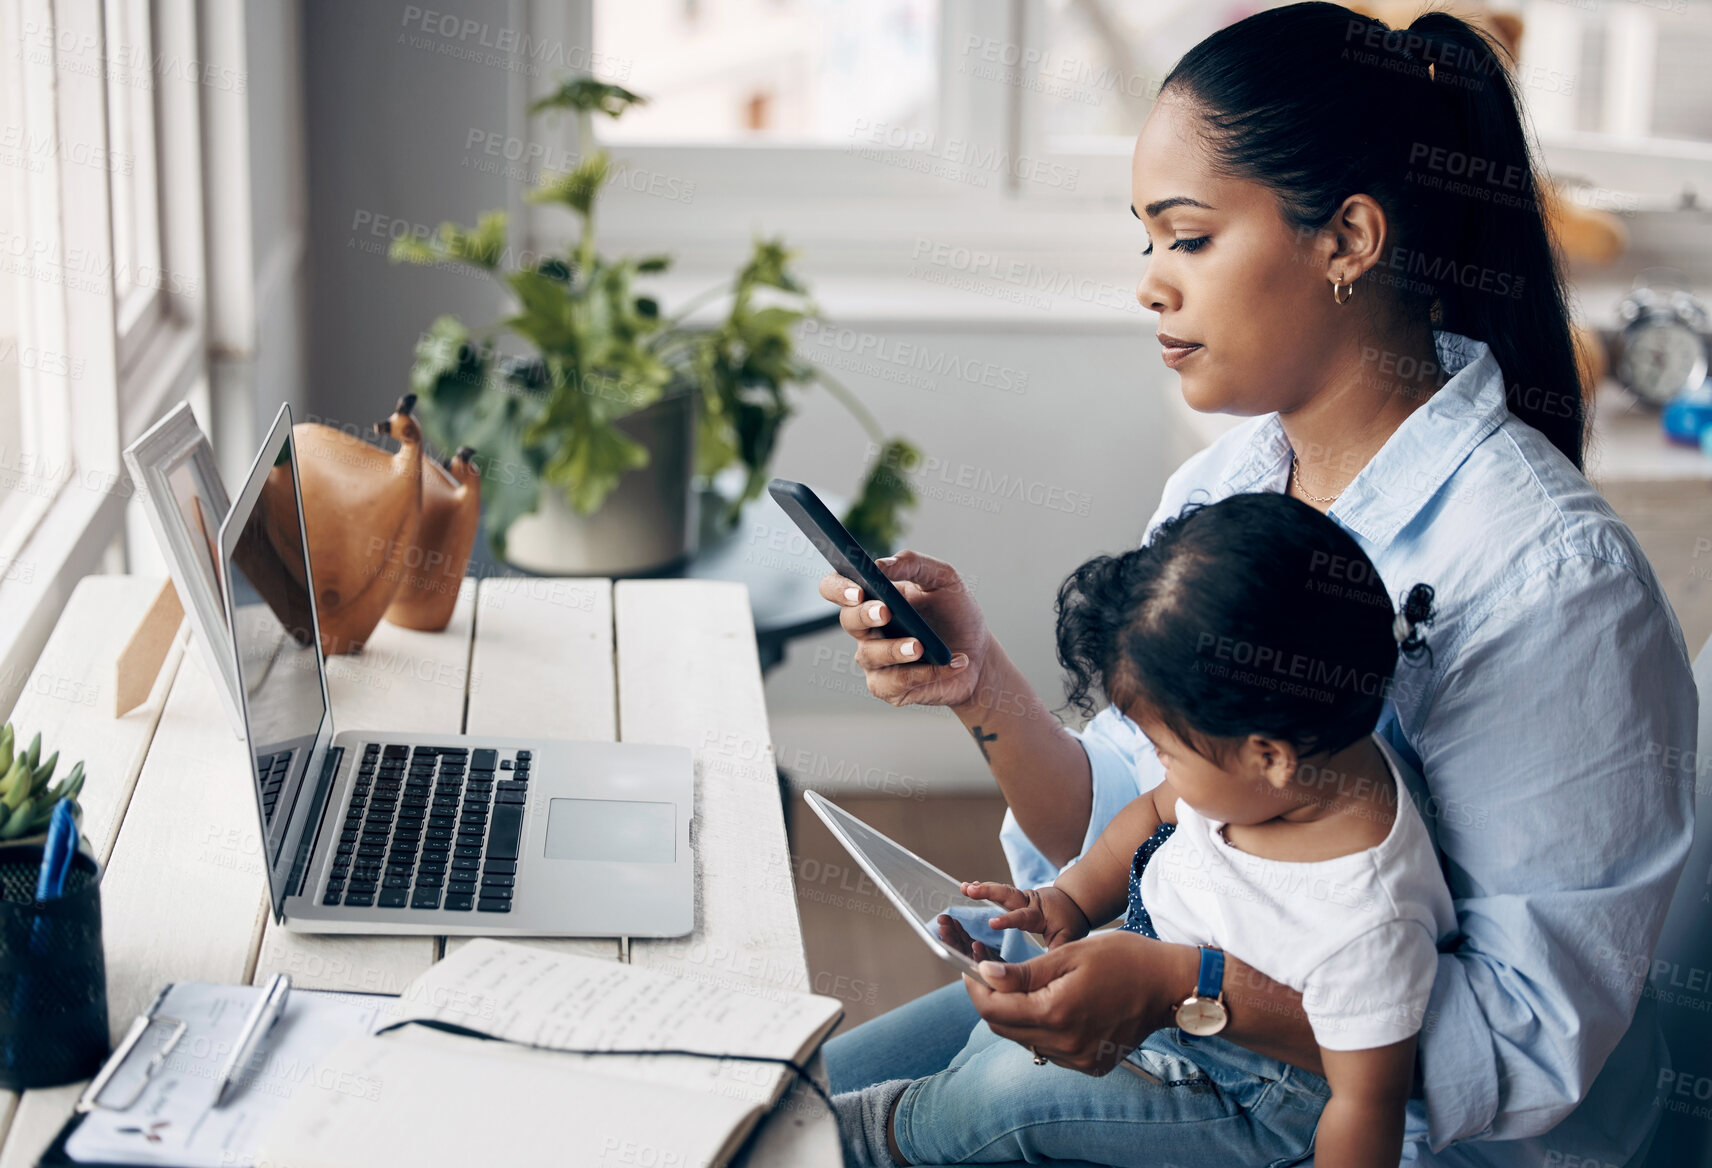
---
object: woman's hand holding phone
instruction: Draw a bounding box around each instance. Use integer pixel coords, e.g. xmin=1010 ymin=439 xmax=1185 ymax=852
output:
xmin=816 ymin=549 xmax=988 ymax=707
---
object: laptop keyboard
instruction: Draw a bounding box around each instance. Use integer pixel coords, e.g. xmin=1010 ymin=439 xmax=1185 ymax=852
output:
xmin=321 ymin=743 xmax=533 ymax=914
xmin=254 ymin=749 xmax=296 ymax=824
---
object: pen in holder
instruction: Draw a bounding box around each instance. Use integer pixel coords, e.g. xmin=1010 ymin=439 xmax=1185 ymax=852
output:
xmin=0 ymin=841 xmax=109 ymax=1089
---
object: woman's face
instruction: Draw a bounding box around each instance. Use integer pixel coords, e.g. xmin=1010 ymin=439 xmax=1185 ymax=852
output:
xmin=1131 ymin=92 xmax=1343 ymax=417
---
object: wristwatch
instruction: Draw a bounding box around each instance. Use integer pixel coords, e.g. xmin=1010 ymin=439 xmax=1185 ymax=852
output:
xmin=1175 ymin=946 xmax=1229 ymax=1037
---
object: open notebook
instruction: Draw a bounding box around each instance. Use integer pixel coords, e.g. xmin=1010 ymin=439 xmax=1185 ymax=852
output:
xmin=255 ymin=939 xmax=844 ymax=1168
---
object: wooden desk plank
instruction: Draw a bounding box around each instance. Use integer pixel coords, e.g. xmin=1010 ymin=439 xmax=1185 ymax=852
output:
xmin=251 ymin=583 xmax=478 ymax=994
xmin=615 ymin=579 xmax=840 ymax=1167
xmin=465 ymin=576 xmax=615 ymax=740
xmin=0 ymin=577 xmax=185 ymax=1156
xmin=1 ymin=576 xmax=186 ymax=868
xmin=450 ymin=576 xmax=618 ymax=961
xmin=0 ymin=639 xmax=262 ymax=1168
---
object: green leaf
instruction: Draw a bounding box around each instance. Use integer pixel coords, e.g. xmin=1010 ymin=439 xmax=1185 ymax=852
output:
xmin=390 ymin=213 xmax=510 ymax=272
xmin=843 ymin=438 xmax=921 ymax=554
xmin=528 ymin=153 xmax=611 ymax=219
xmin=451 ymin=212 xmax=509 ymax=269
xmin=530 ymin=78 xmax=648 ymax=119
xmin=473 ymin=415 xmax=545 ymax=561
xmin=740 ymin=237 xmax=807 ymax=294
xmin=505 ymin=270 xmax=582 ymax=354
xmin=538 ymin=420 xmax=651 ymax=515
xmin=408 ymin=316 xmax=492 ymax=452
xmin=389 ymin=236 xmax=442 ymax=265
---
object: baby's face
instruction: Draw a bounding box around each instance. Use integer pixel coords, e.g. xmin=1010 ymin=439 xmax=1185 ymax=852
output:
xmin=1126 ymin=706 xmax=1286 ymax=826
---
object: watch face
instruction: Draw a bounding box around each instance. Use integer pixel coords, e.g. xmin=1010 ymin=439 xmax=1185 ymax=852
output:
xmin=1176 ymin=996 xmax=1229 ymax=1037
xmin=1619 ymin=320 xmax=1707 ymax=404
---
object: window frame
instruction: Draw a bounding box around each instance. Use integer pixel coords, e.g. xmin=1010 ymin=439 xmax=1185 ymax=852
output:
xmin=535 ymin=0 xmax=1060 ymax=262
xmin=564 ymin=0 xmax=1712 ymax=278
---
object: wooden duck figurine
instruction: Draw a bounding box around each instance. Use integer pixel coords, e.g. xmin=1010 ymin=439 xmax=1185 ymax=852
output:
xmin=384 ymin=446 xmax=482 ymax=632
xmin=285 ymin=394 xmax=425 ymax=656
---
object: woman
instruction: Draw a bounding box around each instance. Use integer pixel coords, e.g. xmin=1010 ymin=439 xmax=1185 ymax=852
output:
xmin=816 ymin=5 xmax=1696 ymax=1166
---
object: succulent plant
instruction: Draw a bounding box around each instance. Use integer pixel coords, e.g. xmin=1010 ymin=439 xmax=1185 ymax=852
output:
xmin=0 ymin=723 xmax=85 ymax=841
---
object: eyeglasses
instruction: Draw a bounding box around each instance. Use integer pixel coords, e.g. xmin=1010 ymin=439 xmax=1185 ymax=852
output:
xmin=75 ymin=1014 xmax=187 ymax=1114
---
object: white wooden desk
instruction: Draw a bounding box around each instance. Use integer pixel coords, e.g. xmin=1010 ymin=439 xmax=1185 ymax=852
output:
xmin=0 ymin=574 xmax=839 ymax=1167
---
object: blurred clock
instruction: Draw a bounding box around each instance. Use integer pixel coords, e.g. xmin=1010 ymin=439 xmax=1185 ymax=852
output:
xmin=1613 ymin=272 xmax=1709 ymax=406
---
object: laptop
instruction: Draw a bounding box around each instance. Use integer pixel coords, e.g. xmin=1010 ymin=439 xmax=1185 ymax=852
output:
xmin=216 ymin=403 xmax=694 ymax=936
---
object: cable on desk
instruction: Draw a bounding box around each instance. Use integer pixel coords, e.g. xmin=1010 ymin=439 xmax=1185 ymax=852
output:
xmin=381 ymin=1018 xmax=834 ymax=1110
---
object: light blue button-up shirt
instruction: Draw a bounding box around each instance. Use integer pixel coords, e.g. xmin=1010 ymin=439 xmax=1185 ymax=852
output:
xmin=1000 ymin=331 xmax=1698 ymax=1165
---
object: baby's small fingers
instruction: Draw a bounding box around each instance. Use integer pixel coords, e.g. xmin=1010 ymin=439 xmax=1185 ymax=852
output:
xmin=964 ymin=881 xmax=1025 ymax=908
xmin=988 ymin=910 xmax=1033 ymax=930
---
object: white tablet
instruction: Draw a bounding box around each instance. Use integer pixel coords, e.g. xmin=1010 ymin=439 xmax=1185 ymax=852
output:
xmin=803 ymin=790 xmax=1011 ymax=988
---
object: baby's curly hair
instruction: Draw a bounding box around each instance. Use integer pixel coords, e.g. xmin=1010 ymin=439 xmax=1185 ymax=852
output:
xmin=1055 ymin=493 xmax=1433 ymax=760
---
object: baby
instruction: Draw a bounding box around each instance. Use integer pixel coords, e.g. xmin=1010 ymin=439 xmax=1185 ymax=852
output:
xmin=837 ymin=492 xmax=1458 ymax=1168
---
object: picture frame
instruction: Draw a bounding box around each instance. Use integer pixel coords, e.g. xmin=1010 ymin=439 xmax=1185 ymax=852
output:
xmin=123 ymin=401 xmax=245 ymax=735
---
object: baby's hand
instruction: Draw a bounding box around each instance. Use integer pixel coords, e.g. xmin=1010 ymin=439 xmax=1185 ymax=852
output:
xmin=960 ymin=881 xmax=1091 ymax=949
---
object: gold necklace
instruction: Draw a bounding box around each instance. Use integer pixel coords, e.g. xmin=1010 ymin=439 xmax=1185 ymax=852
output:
xmin=1290 ymin=454 xmax=1342 ymax=505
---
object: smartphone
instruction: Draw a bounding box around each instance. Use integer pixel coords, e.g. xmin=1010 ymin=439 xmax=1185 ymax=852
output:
xmin=767 ymin=478 xmax=953 ymax=666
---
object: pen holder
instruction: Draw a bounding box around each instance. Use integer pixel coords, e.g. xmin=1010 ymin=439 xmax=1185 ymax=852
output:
xmin=0 ymin=842 xmax=109 ymax=1090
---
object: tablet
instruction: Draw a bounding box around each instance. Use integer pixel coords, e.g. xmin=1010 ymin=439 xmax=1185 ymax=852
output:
xmin=803 ymin=790 xmax=1010 ymax=987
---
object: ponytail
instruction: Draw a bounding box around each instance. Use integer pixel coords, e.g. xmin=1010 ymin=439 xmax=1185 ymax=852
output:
xmin=1161 ymin=3 xmax=1587 ymax=470
xmin=1405 ymin=12 xmax=1585 ymax=470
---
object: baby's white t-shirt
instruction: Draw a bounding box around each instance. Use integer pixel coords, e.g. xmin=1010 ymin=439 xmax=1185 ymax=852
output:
xmin=1137 ymin=735 xmax=1457 ymax=1051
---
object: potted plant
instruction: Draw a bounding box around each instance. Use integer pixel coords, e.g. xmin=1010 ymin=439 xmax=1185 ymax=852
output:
xmin=392 ymin=78 xmax=920 ymax=575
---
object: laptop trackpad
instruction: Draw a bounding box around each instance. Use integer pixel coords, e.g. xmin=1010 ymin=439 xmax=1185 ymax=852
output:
xmin=543 ymin=798 xmax=676 ymax=864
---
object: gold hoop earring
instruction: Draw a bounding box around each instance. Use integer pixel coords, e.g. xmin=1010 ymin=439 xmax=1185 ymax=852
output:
xmin=1331 ymin=278 xmax=1354 ymax=305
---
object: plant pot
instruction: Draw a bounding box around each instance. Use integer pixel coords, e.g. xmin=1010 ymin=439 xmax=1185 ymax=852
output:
xmin=504 ymin=391 xmax=699 ymax=577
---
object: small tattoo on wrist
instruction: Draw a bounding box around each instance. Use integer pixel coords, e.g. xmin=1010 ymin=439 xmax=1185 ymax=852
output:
xmin=971 ymin=725 xmax=997 ymax=761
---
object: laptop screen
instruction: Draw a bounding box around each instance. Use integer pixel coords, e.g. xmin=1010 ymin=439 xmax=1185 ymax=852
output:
xmin=224 ymin=429 xmax=327 ymax=861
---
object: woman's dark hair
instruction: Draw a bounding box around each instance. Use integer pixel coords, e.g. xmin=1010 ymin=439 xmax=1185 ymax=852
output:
xmin=1160 ymin=2 xmax=1585 ymax=470
xmin=1055 ymin=493 xmax=1434 ymax=759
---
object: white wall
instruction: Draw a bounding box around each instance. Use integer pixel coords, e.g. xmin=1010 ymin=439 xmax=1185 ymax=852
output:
xmin=300 ymin=0 xmax=515 ymax=434
xmin=760 ymin=317 xmax=1167 ymax=798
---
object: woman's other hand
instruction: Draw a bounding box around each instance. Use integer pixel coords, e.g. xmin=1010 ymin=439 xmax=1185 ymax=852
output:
xmin=816 ymin=550 xmax=989 ymax=707
xmin=962 ymin=931 xmax=1198 ymax=1075
xmin=961 ymin=881 xmax=1091 ymax=949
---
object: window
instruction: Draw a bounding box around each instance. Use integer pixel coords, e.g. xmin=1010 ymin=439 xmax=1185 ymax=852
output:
xmin=0 ymin=0 xmax=211 ymax=717
xmin=0 ymin=0 xmax=75 ymax=569
xmin=594 ymin=0 xmax=940 ymax=143
xmin=1516 ymin=0 xmax=1712 ymax=146
xmin=574 ymin=0 xmax=1712 ymax=252
xmin=1012 ymin=0 xmax=1712 ymax=205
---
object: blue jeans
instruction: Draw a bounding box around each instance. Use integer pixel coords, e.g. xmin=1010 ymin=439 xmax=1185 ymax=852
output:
xmin=826 ymin=985 xmax=1329 ymax=1168
xmin=826 ymin=981 xmax=982 ymax=1095
xmin=895 ymin=1021 xmax=1329 ymax=1167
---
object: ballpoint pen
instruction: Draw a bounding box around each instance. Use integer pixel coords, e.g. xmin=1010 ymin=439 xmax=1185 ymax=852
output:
xmin=212 ymin=972 xmax=292 ymax=1107
xmin=33 ymin=799 xmax=77 ymax=903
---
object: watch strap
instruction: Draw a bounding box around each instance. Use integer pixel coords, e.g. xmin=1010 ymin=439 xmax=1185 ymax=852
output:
xmin=1195 ymin=945 xmax=1224 ymax=1001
